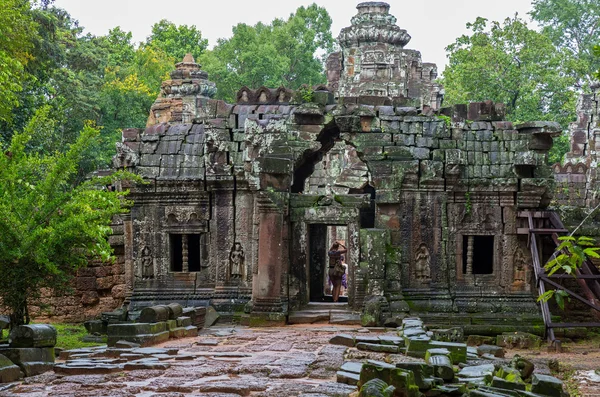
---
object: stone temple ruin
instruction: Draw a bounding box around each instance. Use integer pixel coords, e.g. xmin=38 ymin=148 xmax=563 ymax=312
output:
xmin=32 ymin=2 xmax=600 ymax=337
xmin=102 ymin=1 xmax=567 ymax=331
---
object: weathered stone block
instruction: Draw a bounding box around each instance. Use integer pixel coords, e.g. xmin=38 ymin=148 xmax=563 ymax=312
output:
xmin=330 ymin=334 xmax=355 ymax=347
xmin=428 ymin=355 xmax=453 ymax=382
xmin=9 ymin=325 xmax=57 ymax=348
xmin=428 ymin=341 xmax=467 ymax=364
xmin=356 ymin=343 xmax=399 ymax=353
xmin=139 ymin=306 xmax=170 ymax=323
xmin=0 ymin=354 xmax=22 ymax=383
xmin=531 ymin=374 xmax=564 ymax=397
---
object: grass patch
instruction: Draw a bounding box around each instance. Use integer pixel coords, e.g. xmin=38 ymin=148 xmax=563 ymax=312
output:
xmin=37 ymin=323 xmax=105 ymax=351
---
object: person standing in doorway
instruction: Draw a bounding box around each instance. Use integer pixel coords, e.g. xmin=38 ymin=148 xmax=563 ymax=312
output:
xmin=328 ymin=242 xmax=347 ymax=302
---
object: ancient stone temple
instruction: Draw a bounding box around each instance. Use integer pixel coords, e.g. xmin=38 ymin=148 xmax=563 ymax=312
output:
xmin=107 ymin=2 xmax=560 ymax=330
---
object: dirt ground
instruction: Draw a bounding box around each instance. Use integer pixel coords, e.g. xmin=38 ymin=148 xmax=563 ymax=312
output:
xmin=0 ymin=325 xmax=598 ymax=397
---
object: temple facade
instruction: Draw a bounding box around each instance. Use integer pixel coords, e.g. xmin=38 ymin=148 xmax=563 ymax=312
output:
xmin=32 ymin=1 xmax=567 ymax=332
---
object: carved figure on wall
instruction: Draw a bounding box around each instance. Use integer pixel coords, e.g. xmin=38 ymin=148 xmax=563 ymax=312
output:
xmin=278 ymin=90 xmax=286 ymax=103
xmin=414 ymin=243 xmax=431 ymax=281
xmin=229 ymin=242 xmax=245 ymax=279
xmin=141 ymin=246 xmax=154 ymax=279
xmin=513 ymin=247 xmax=527 ymax=283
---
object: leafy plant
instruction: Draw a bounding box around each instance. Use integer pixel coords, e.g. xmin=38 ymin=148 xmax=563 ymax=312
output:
xmin=298 ymin=85 xmax=315 ymax=103
xmin=537 ymin=236 xmax=600 ymax=309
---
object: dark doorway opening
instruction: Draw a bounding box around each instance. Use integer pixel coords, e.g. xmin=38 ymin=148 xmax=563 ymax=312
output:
xmin=462 ymin=235 xmax=494 ymax=275
xmin=188 ymin=234 xmax=201 ymax=272
xmin=309 ymin=224 xmax=349 ymax=303
xmin=170 ymin=234 xmax=183 ymax=272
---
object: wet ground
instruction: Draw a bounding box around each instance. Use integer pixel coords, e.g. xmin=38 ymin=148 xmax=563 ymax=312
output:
xmin=0 ymin=325 xmax=599 ymax=397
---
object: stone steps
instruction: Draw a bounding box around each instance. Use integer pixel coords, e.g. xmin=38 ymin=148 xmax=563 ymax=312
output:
xmin=288 ymin=307 xmax=361 ymax=325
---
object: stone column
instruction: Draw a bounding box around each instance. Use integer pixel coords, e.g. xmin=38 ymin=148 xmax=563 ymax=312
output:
xmin=182 ymin=234 xmax=189 ymax=272
xmin=248 ymin=194 xmax=286 ymax=326
xmin=465 ymin=235 xmax=474 ymax=275
xmin=122 ymin=214 xmax=135 ymax=299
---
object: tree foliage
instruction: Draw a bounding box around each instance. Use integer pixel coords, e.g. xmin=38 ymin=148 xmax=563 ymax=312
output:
xmin=441 ymin=16 xmax=578 ymax=163
xmin=0 ymin=110 xmax=140 ymax=326
xmin=201 ymin=3 xmax=334 ymax=102
xmin=530 ymin=0 xmax=600 ymax=87
xmin=0 ymin=0 xmax=37 ymax=123
xmin=146 ymin=19 xmax=208 ymax=62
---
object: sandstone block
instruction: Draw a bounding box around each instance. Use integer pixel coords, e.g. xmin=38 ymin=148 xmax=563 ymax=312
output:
xmin=9 ymin=325 xmax=57 ymax=348
xmin=0 ymin=354 xmax=23 ymax=383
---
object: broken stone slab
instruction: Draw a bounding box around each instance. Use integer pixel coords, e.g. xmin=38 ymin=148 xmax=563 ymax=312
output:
xmin=402 ymin=318 xmax=424 ymax=329
xmin=491 ymin=376 xmax=526 ymax=391
xmin=169 ymin=327 xmax=187 ymax=338
xmin=359 ymin=378 xmax=395 ymax=397
xmin=289 ymin=312 xmax=330 ymax=324
xmin=114 ymin=341 xmax=140 ymax=349
xmin=425 ymin=348 xmax=451 ymax=362
xmin=185 ymin=325 xmax=198 ymax=337
xmin=431 ymin=327 xmax=464 ymax=343
xmin=132 ymin=347 xmax=178 ymax=356
xmin=467 ymin=335 xmax=497 ymax=347
xmin=341 ymin=361 xmax=363 ymax=374
xmin=124 ymin=360 xmax=171 ymax=371
xmin=428 ymin=341 xmax=467 ymax=364
xmin=337 ymin=370 xmax=360 ymax=386
xmin=0 ymin=354 xmax=22 ymax=383
xmin=176 ymin=316 xmax=192 ymax=327
xmin=18 ymin=362 xmax=54 ymax=377
xmin=378 ymin=336 xmax=404 ymax=347
xmin=402 ymin=327 xmax=427 ymax=338
xmin=531 ymin=374 xmax=564 ymax=397
xmin=496 ymin=332 xmax=541 ymax=349
xmin=54 ymin=363 xmax=124 ymax=375
xmin=0 ymin=347 xmax=55 ymax=364
xmin=457 ymin=364 xmax=495 ymax=383
xmin=355 ymin=335 xmax=380 ymax=344
xmin=106 ymin=323 xmax=169 ymax=347
xmin=468 ymin=388 xmax=514 ymax=397
xmin=84 ymin=320 xmax=107 ymax=335
xmin=204 ymin=306 xmax=220 ymax=327
xmin=330 ymin=312 xmax=361 ymax=325
xmin=406 ymin=335 xmax=431 ymax=359
xmin=477 ymin=345 xmax=505 ymax=358
xmin=395 ymin=362 xmax=433 ymax=390
xmin=510 ymin=355 xmax=534 ymax=379
xmin=330 ymin=334 xmax=355 ymax=347
xmin=356 ymin=343 xmax=399 ymax=354
xmin=428 ymin=355 xmax=454 ymax=382
xmin=9 ymin=325 xmax=56 ymax=348
xmin=195 ymin=338 xmax=219 ymax=346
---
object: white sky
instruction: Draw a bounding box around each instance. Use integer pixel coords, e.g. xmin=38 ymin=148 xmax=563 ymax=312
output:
xmin=52 ymin=0 xmax=535 ymax=72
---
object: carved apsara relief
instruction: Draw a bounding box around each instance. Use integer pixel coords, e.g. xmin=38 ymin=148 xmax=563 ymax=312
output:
xmin=414 ymin=243 xmax=431 ymax=281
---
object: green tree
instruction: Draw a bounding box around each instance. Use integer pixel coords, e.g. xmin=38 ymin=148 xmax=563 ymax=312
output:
xmin=0 ymin=0 xmax=37 ymax=123
xmin=530 ymin=0 xmax=600 ymax=87
xmin=201 ymin=3 xmax=334 ymax=102
xmin=146 ymin=19 xmax=208 ymax=61
xmin=441 ymin=16 xmax=578 ymax=163
xmin=0 ymin=109 xmax=139 ymax=326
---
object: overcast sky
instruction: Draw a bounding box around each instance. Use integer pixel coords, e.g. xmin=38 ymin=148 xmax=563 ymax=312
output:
xmin=52 ymin=0 xmax=535 ymax=73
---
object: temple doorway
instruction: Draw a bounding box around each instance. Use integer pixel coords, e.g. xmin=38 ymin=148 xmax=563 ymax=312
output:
xmin=309 ymin=224 xmax=349 ymax=303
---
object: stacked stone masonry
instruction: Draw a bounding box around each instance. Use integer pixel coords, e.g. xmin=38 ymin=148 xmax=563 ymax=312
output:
xmin=31 ymin=2 xmax=572 ymax=328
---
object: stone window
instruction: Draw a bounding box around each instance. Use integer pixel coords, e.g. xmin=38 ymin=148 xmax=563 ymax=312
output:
xmin=170 ymin=234 xmax=202 ymax=272
xmin=462 ymin=235 xmax=494 ymax=275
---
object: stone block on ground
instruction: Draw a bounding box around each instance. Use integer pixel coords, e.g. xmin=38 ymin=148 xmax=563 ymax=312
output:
xmin=139 ymin=305 xmax=170 ymax=323
xmin=341 ymin=362 xmax=363 ymax=374
xmin=18 ymin=362 xmax=54 ymax=377
xmin=356 ymin=343 xmax=399 ymax=353
xmin=427 ymin=355 xmax=454 ymax=382
xmin=510 ymin=355 xmax=534 ymax=379
xmin=166 ymin=303 xmax=183 ymax=319
xmin=428 ymin=341 xmax=467 ymax=364
xmin=477 ymin=345 xmax=505 ymax=358
xmin=402 ymin=318 xmax=424 ymax=329
xmin=531 ymin=374 xmax=564 ymax=397
xmin=395 ymin=362 xmax=433 ymax=390
xmin=0 ymin=347 xmax=55 ymax=364
xmin=330 ymin=334 xmax=355 ymax=347
xmin=84 ymin=320 xmax=107 ymax=335
xmin=338 ymin=370 xmax=360 ymax=386
xmin=106 ymin=323 xmax=169 ymax=347
xmin=467 ymin=335 xmax=496 ymax=347
xmin=379 ymin=336 xmax=404 ymax=347
xmin=457 ymin=364 xmax=495 ymax=383
xmin=359 ymin=378 xmax=395 ymax=397
xmin=431 ymin=327 xmax=464 ymax=343
xmin=490 ymin=376 xmax=526 ymax=391
xmin=115 ymin=341 xmax=141 ymax=349
xmin=0 ymin=354 xmax=22 ymax=383
xmin=9 ymin=325 xmax=57 ymax=348
xmin=496 ymin=332 xmax=541 ymax=349
xmin=330 ymin=312 xmax=362 ymax=325
xmin=425 ymin=348 xmax=450 ymax=362
xmin=169 ymin=327 xmax=187 ymax=339
xmin=185 ymin=326 xmax=198 ymax=337
xmin=406 ymin=335 xmax=431 ymax=359
xmin=176 ymin=316 xmax=192 ymax=327
xmin=204 ymin=306 xmax=220 ymax=327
